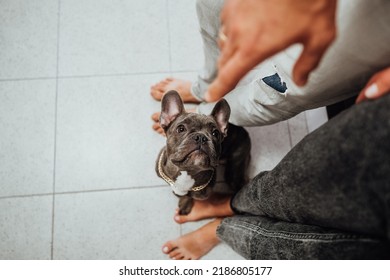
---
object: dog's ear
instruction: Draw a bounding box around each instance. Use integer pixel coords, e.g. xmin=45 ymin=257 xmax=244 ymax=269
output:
xmin=210 ymin=99 xmax=230 ymax=137
xmin=160 ymin=90 xmax=185 ymax=131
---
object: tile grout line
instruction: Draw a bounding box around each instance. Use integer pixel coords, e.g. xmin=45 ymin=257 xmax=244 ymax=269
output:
xmin=0 ymin=69 xmax=199 ymax=83
xmin=0 ymin=185 xmax=171 ymax=201
xmin=53 ymin=185 xmax=170 ymax=196
xmin=51 ymin=0 xmax=62 ymax=260
xmin=0 ymin=76 xmax=57 ymax=82
xmin=0 ymin=193 xmax=54 ymax=200
xmin=166 ymin=0 xmax=173 ymax=75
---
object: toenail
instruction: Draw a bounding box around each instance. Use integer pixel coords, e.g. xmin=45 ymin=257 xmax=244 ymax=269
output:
xmin=163 ymin=246 xmax=169 ymax=253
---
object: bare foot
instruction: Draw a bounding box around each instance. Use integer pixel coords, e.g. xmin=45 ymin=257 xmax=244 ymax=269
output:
xmin=150 ymin=78 xmax=201 ymax=103
xmin=152 ymin=108 xmax=197 ymax=135
xmin=174 ymin=195 xmax=234 ymax=224
xmin=162 ymin=219 xmax=222 ymax=260
xmin=151 ymin=112 xmax=166 ymax=136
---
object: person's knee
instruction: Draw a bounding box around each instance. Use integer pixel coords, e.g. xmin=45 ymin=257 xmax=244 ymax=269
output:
xmin=196 ymin=0 xmax=223 ymax=12
xmin=196 ymin=0 xmax=224 ymax=35
xmin=196 ymin=0 xmax=210 ymax=17
xmin=195 ymin=0 xmax=207 ymax=9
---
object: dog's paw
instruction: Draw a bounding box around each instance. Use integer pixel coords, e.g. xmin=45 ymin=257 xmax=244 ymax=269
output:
xmin=178 ymin=196 xmax=194 ymax=215
xmin=178 ymin=206 xmax=192 ymax=216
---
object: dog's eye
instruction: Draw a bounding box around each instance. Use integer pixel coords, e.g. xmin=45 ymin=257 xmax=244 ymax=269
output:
xmin=212 ymin=129 xmax=220 ymax=138
xmin=176 ymin=125 xmax=186 ymax=133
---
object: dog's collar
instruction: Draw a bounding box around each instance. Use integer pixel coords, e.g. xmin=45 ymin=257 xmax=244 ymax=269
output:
xmin=157 ymin=150 xmax=213 ymax=192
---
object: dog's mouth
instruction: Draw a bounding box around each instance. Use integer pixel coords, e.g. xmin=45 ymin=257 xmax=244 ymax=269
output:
xmin=172 ymin=147 xmax=210 ymax=165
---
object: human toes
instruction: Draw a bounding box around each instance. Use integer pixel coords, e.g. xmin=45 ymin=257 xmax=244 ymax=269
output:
xmin=162 ymin=241 xmax=178 ymax=255
xmin=150 ymin=78 xmax=173 ymax=100
xmin=169 ymin=250 xmax=184 ymax=260
xmin=172 ymin=208 xmax=191 ymax=224
xmin=150 ymin=86 xmax=164 ymax=100
xmin=152 ymin=123 xmax=165 ymax=136
xmin=151 ymin=112 xmax=160 ymax=122
xmin=174 ymin=212 xmax=193 ymax=224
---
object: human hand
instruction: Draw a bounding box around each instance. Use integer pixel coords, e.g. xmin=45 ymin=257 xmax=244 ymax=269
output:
xmin=206 ymin=0 xmax=337 ymax=102
xmin=356 ymin=67 xmax=390 ymax=104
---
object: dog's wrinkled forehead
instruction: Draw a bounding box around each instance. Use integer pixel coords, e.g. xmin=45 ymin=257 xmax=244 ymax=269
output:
xmin=167 ymin=113 xmax=219 ymax=135
xmin=160 ymin=90 xmax=230 ymax=139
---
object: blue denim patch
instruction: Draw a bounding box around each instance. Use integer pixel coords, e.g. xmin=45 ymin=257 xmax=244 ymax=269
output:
xmin=262 ymin=73 xmax=287 ymax=93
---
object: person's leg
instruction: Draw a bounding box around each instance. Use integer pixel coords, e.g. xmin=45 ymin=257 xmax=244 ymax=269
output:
xmin=150 ymin=0 xmax=224 ymax=102
xmin=218 ymin=215 xmax=390 ymax=259
xmin=163 ymin=95 xmax=390 ymax=259
xmin=230 ymin=94 xmax=390 ymax=239
xmin=190 ymin=0 xmax=224 ymax=101
xmin=162 ymin=219 xmax=222 ymax=260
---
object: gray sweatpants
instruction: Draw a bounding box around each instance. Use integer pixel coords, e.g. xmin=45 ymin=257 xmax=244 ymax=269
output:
xmin=193 ymin=0 xmax=390 ymax=126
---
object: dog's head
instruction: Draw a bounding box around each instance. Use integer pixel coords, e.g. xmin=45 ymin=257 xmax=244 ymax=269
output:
xmin=159 ymin=90 xmax=230 ymax=198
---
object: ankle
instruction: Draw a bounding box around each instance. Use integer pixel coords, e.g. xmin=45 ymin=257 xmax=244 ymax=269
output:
xmin=211 ymin=196 xmax=235 ymax=217
xmin=200 ymin=219 xmax=222 ymax=243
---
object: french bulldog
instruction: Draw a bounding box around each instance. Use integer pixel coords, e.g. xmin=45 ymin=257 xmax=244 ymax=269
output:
xmin=156 ymin=90 xmax=251 ymax=215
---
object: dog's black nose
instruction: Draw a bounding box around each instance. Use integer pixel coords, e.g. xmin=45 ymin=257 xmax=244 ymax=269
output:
xmin=193 ymin=134 xmax=208 ymax=144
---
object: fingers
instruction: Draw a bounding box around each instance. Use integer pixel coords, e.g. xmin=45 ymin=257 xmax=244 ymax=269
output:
xmin=217 ymin=21 xmax=238 ymax=68
xmin=293 ymin=32 xmax=335 ymax=86
xmin=206 ymin=0 xmax=248 ymax=101
xmin=217 ymin=24 xmax=228 ymax=48
xmin=356 ymin=67 xmax=390 ymax=104
xmin=206 ymin=51 xmax=259 ymax=102
xmin=210 ymin=0 xmax=337 ymax=100
xmin=292 ymin=46 xmax=325 ymax=86
xmin=217 ymin=36 xmax=237 ymax=70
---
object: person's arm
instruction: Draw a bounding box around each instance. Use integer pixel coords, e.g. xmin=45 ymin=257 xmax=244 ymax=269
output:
xmin=206 ymin=0 xmax=337 ymax=102
xmin=356 ymin=67 xmax=390 ymax=104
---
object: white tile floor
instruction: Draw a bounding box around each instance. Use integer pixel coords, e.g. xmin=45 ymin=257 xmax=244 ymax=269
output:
xmin=0 ymin=0 xmax=313 ymax=260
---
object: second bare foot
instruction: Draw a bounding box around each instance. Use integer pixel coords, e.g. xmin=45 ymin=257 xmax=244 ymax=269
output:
xmin=162 ymin=219 xmax=222 ymax=260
